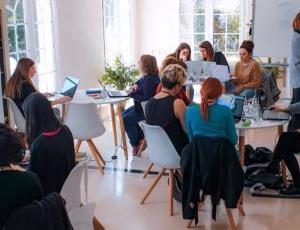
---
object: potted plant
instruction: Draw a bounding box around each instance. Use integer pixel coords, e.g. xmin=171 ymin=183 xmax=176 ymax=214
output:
xmin=101 ymin=55 xmax=139 ymax=90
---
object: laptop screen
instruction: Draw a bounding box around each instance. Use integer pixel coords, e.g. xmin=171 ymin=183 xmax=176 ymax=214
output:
xmin=231 ymin=95 xmax=245 ymax=120
xmin=60 ymin=76 xmax=80 ymax=97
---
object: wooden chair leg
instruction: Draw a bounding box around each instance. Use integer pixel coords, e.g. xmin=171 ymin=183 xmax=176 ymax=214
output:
xmin=75 ymin=140 xmax=82 ymax=157
xmin=87 ymin=139 xmax=105 ymax=166
xmin=225 ymin=208 xmax=237 ymax=230
xmin=93 ymin=216 xmax=105 ymax=230
xmin=137 ymin=139 xmax=146 ymax=157
xmin=143 ymin=163 xmax=154 ymax=179
xmin=169 ymin=169 xmax=174 ymax=216
xmin=140 ymin=168 xmax=165 ymax=204
xmin=237 ymin=193 xmax=245 ymax=216
xmin=87 ymin=140 xmax=104 ymax=175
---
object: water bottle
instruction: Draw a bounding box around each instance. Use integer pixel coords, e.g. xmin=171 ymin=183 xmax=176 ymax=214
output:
xmin=252 ymin=96 xmax=261 ymax=122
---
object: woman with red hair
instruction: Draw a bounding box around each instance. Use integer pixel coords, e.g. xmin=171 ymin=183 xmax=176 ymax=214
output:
xmin=185 ymin=77 xmax=237 ymax=144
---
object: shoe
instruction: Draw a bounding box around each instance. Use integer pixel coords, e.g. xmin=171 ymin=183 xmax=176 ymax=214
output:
xmin=132 ymin=147 xmax=138 ymax=156
xmin=279 ymin=184 xmax=300 ymax=195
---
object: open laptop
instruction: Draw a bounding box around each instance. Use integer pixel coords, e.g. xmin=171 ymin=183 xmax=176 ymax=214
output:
xmin=98 ymin=79 xmax=129 ymax=98
xmin=49 ymin=76 xmax=80 ymax=100
xmin=262 ymin=108 xmax=290 ymax=120
xmin=231 ymin=95 xmax=245 ymax=123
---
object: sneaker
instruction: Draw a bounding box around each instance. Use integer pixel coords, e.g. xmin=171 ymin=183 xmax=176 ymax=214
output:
xmin=279 ymin=184 xmax=300 ymax=195
xmin=132 ymin=147 xmax=138 ymax=156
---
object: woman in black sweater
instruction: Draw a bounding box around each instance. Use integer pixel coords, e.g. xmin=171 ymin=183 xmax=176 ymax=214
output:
xmin=23 ymin=93 xmax=75 ymax=194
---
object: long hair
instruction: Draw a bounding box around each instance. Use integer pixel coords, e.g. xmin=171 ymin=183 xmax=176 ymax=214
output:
xmin=23 ymin=93 xmax=61 ymax=146
xmin=199 ymin=41 xmax=214 ymax=61
xmin=174 ymin=42 xmax=191 ymax=61
xmin=293 ymin=12 xmax=300 ymax=31
xmin=139 ymin=55 xmax=159 ymax=75
xmin=160 ymin=56 xmax=187 ymax=74
xmin=5 ymin=58 xmax=37 ymax=99
xmin=200 ymin=78 xmax=222 ymax=121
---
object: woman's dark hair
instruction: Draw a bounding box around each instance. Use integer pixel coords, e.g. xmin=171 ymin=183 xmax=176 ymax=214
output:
xmin=23 ymin=93 xmax=61 ymax=146
xmin=0 ymin=123 xmax=25 ymax=167
xmin=199 ymin=41 xmax=215 ymax=61
xmin=159 ymin=56 xmax=188 ymax=74
xmin=240 ymin=40 xmax=254 ymax=55
xmin=174 ymin=42 xmax=191 ymax=61
xmin=139 ymin=55 xmax=159 ymax=75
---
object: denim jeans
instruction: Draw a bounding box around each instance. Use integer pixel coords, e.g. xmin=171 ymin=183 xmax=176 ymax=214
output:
xmin=225 ymin=81 xmax=255 ymax=99
xmin=122 ymin=106 xmax=145 ymax=147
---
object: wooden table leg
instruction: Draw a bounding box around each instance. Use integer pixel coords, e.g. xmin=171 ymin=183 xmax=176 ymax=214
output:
xmin=277 ymin=125 xmax=288 ymax=186
xmin=117 ymin=104 xmax=128 ymax=160
xmin=110 ymin=104 xmax=118 ymax=146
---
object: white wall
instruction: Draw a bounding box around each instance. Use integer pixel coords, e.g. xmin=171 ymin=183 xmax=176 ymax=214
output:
xmin=134 ymin=0 xmax=180 ymax=65
xmin=54 ymin=0 xmax=105 ymax=89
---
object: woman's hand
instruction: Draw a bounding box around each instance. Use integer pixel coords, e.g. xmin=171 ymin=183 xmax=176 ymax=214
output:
xmin=269 ymin=104 xmax=289 ymax=113
xmin=43 ymin=92 xmax=55 ymax=97
xmin=51 ymin=96 xmax=72 ymax=106
xmin=234 ymin=85 xmax=245 ymax=94
xmin=130 ymin=84 xmax=138 ymax=92
xmin=10 ymin=164 xmax=26 ymax=172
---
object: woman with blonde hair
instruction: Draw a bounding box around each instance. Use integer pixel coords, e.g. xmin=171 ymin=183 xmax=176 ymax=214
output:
xmin=185 ymin=77 xmax=237 ymax=145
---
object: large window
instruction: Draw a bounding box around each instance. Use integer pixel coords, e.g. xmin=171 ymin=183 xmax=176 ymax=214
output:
xmin=180 ymin=0 xmax=242 ymax=60
xmin=5 ymin=0 xmax=57 ymax=92
xmin=103 ymin=0 xmax=132 ymax=65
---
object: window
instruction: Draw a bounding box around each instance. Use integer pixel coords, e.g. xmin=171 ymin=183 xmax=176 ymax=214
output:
xmin=103 ymin=0 xmax=133 ymax=65
xmin=180 ymin=0 xmax=242 ymax=60
xmin=5 ymin=0 xmax=57 ymax=92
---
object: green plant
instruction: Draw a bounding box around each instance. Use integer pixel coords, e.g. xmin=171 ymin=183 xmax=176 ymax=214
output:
xmin=101 ymin=56 xmax=139 ymax=90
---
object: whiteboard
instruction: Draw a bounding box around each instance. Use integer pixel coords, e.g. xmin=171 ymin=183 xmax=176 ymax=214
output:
xmin=253 ymin=0 xmax=300 ymax=58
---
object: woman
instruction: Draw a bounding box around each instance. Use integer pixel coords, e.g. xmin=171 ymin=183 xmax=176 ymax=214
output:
xmin=23 ymin=93 xmax=75 ymax=194
xmin=5 ymin=58 xmax=70 ymax=116
xmin=265 ymin=101 xmax=300 ymax=195
xmin=287 ymin=12 xmax=300 ymax=131
xmin=156 ymin=56 xmax=190 ymax=105
xmin=0 ymin=124 xmax=43 ymax=228
xmin=168 ymin=42 xmax=191 ymax=61
xmin=185 ymin=77 xmax=237 ymax=145
xmin=226 ymin=40 xmax=262 ymax=98
xmin=145 ymin=64 xmax=189 ymax=155
xmin=199 ymin=40 xmax=230 ymax=72
xmin=123 ymin=55 xmax=160 ymax=155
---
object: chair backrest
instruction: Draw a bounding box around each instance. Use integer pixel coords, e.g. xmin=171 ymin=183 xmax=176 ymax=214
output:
xmin=141 ymin=101 xmax=148 ymax=117
xmin=68 ymin=203 xmax=96 ymax=230
xmin=60 ymin=162 xmax=88 ymax=212
xmin=3 ymin=96 xmax=26 ymax=132
xmin=143 ymin=123 xmax=180 ymax=169
xmin=64 ymin=102 xmax=105 ymax=140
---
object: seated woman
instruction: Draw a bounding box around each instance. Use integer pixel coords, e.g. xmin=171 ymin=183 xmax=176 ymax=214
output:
xmin=199 ymin=40 xmax=230 ymax=72
xmin=264 ymin=102 xmax=300 ymax=195
xmin=23 ymin=93 xmax=75 ymax=194
xmin=156 ymin=56 xmax=190 ymax=105
xmin=0 ymin=124 xmax=43 ymax=228
xmin=168 ymin=42 xmax=191 ymax=62
xmin=5 ymin=58 xmax=70 ymax=116
xmin=123 ymin=55 xmax=160 ymax=155
xmin=226 ymin=40 xmax=262 ymax=98
xmin=185 ymin=77 xmax=237 ymax=145
xmin=145 ymin=64 xmax=189 ymax=155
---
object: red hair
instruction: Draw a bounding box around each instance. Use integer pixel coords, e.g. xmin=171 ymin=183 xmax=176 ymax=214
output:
xmin=200 ymin=78 xmax=222 ymax=121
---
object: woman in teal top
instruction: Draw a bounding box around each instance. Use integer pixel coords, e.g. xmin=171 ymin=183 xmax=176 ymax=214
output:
xmin=185 ymin=78 xmax=237 ymax=145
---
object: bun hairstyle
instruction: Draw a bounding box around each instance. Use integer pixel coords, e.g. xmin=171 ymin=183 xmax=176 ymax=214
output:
xmin=0 ymin=123 xmax=25 ymax=167
xmin=293 ymin=12 xmax=300 ymax=31
xmin=200 ymin=77 xmax=222 ymax=121
xmin=240 ymin=40 xmax=254 ymax=55
xmin=161 ymin=64 xmax=187 ymax=90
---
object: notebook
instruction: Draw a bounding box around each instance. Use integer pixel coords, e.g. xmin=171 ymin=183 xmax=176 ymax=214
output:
xmin=98 ymin=79 xmax=129 ymax=98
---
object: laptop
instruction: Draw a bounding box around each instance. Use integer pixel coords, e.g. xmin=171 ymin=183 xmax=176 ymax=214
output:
xmin=49 ymin=76 xmax=80 ymax=100
xmin=98 ymin=79 xmax=129 ymax=98
xmin=262 ymin=109 xmax=290 ymax=120
xmin=231 ymin=95 xmax=245 ymax=123
xmin=184 ymin=60 xmax=205 ymax=82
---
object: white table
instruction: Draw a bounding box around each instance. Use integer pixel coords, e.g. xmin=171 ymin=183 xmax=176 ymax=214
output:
xmin=72 ymin=90 xmax=130 ymax=160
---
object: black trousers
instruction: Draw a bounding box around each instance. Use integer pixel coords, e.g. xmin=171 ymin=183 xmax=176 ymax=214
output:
xmin=288 ymin=87 xmax=300 ymax=131
xmin=268 ymin=131 xmax=300 ymax=187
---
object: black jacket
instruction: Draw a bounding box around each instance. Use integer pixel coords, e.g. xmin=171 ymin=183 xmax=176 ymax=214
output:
xmin=181 ymin=135 xmax=244 ymax=223
xmin=4 ymin=193 xmax=73 ymax=230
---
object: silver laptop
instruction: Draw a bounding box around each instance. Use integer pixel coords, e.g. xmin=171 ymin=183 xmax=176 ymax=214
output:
xmin=262 ymin=109 xmax=290 ymax=120
xmin=49 ymin=76 xmax=80 ymax=100
xmin=98 ymin=79 xmax=129 ymax=98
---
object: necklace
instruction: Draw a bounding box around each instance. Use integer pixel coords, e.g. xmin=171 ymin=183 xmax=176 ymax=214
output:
xmin=161 ymin=90 xmax=171 ymax=95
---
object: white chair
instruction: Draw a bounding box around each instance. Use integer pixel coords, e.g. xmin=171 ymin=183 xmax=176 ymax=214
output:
xmin=60 ymin=161 xmax=88 ymax=212
xmin=3 ymin=95 xmax=26 ymax=132
xmin=140 ymin=123 xmax=181 ymax=216
xmin=64 ymin=102 xmax=106 ymax=175
xmin=68 ymin=203 xmax=96 ymax=230
xmin=137 ymin=101 xmax=148 ymax=157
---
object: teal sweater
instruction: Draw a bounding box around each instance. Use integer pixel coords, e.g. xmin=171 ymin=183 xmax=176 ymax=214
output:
xmin=185 ymin=103 xmax=238 ymax=144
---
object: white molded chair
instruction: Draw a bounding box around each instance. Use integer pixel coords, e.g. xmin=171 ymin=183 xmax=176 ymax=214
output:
xmin=4 ymin=95 xmax=26 ymax=132
xmin=64 ymin=102 xmax=106 ymax=175
xmin=60 ymin=161 xmax=88 ymax=212
xmin=137 ymin=101 xmax=148 ymax=157
xmin=140 ymin=123 xmax=181 ymax=216
xmin=68 ymin=203 xmax=96 ymax=230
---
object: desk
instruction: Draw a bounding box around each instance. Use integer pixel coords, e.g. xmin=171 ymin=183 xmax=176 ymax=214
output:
xmin=72 ymin=91 xmax=130 ymax=160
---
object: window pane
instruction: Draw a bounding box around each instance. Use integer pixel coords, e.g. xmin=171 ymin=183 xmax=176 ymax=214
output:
xmin=194 ymin=34 xmax=205 ymax=50
xmin=214 ymin=0 xmax=226 ymax=14
xmin=227 ymin=0 xmax=239 ymax=14
xmin=194 ymin=15 xmax=205 ymax=33
xmin=7 ymin=26 xmax=16 ymax=52
xmin=16 ymin=25 xmax=26 ymax=50
xmin=213 ymin=34 xmax=225 ymax=51
xmin=193 ymin=0 xmax=205 ymax=14
xmin=15 ymin=0 xmax=25 ymax=23
xmin=227 ymin=15 xmax=239 ymax=33
xmin=213 ymin=15 xmax=226 ymax=33
xmin=6 ymin=7 xmax=14 ymax=24
xmin=226 ymin=35 xmax=239 ymax=52
xmin=18 ymin=52 xmax=27 ymax=59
